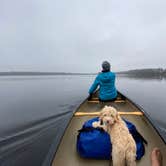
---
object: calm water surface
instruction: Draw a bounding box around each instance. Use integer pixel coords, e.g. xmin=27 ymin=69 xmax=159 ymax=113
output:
xmin=0 ymin=75 xmax=165 ymax=166
xmin=116 ymin=76 xmax=166 ymax=138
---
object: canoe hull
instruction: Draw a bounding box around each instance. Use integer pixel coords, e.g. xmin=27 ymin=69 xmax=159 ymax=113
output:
xmin=52 ymin=92 xmax=166 ymax=166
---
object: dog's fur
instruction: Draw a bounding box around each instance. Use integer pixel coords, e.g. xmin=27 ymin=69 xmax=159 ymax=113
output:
xmin=92 ymin=106 xmax=136 ymax=166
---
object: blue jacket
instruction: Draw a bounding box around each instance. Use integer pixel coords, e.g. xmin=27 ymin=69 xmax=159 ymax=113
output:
xmin=89 ymin=72 xmax=117 ymax=101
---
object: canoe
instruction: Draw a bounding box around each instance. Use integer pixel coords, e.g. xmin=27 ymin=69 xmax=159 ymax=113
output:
xmin=52 ymin=91 xmax=166 ymax=166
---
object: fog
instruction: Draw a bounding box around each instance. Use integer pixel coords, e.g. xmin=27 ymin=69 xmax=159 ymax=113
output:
xmin=0 ymin=0 xmax=166 ymax=72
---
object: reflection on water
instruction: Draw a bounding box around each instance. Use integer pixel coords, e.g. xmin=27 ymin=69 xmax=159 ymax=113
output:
xmin=117 ymin=74 xmax=166 ymax=81
xmin=0 ymin=75 xmax=165 ymax=165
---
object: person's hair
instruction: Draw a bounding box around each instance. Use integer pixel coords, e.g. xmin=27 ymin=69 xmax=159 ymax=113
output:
xmin=102 ymin=61 xmax=110 ymax=72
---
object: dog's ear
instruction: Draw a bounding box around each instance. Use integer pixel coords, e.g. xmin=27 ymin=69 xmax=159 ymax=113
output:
xmin=115 ymin=113 xmax=120 ymax=122
xmin=99 ymin=110 xmax=104 ymax=116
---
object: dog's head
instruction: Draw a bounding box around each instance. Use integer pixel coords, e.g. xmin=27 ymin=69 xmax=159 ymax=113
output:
xmin=99 ymin=106 xmax=120 ymax=126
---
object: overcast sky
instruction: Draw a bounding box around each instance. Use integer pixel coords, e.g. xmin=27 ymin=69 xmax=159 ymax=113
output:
xmin=0 ymin=0 xmax=166 ymax=72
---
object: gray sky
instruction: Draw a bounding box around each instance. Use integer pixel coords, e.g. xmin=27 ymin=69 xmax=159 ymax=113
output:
xmin=0 ymin=0 xmax=166 ymax=72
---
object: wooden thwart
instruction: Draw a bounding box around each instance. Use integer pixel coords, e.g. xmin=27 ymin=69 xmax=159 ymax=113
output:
xmin=88 ymin=100 xmax=126 ymax=103
xmin=74 ymin=111 xmax=143 ymax=116
xmin=92 ymin=97 xmax=121 ymax=100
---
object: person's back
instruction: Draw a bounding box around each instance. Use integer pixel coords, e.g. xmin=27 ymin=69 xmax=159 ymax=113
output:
xmin=88 ymin=61 xmax=117 ymax=101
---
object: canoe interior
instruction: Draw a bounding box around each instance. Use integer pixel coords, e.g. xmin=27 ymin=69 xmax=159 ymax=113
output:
xmin=52 ymin=93 xmax=166 ymax=166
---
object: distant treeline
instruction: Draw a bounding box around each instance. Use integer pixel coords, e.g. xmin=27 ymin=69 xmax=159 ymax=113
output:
xmin=0 ymin=69 xmax=166 ymax=78
xmin=0 ymin=72 xmax=96 ymax=76
xmin=117 ymin=68 xmax=166 ymax=78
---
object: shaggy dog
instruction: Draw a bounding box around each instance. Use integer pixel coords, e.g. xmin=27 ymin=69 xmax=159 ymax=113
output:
xmin=92 ymin=106 xmax=136 ymax=166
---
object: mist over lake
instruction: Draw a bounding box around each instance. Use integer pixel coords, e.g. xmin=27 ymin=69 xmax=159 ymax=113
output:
xmin=0 ymin=75 xmax=165 ymax=165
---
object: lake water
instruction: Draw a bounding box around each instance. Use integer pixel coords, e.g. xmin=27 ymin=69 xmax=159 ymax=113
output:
xmin=116 ymin=76 xmax=166 ymax=138
xmin=0 ymin=75 xmax=165 ymax=166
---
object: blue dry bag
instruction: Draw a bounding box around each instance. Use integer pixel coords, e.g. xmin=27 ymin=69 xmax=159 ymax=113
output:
xmin=76 ymin=117 xmax=147 ymax=160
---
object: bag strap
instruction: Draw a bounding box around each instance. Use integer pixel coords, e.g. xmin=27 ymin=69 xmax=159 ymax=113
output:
xmin=135 ymin=130 xmax=148 ymax=145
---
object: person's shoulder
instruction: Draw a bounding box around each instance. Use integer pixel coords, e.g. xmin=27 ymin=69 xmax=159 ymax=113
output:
xmin=95 ymin=72 xmax=102 ymax=79
xmin=109 ymin=71 xmax=116 ymax=77
xmin=110 ymin=71 xmax=116 ymax=74
xmin=97 ymin=72 xmax=102 ymax=76
xmin=112 ymin=72 xmax=116 ymax=75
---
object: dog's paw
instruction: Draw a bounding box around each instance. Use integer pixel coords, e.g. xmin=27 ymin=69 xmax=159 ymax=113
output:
xmin=92 ymin=121 xmax=100 ymax=128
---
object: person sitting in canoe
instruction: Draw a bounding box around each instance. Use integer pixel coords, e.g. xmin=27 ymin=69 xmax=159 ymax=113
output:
xmin=88 ymin=61 xmax=117 ymax=101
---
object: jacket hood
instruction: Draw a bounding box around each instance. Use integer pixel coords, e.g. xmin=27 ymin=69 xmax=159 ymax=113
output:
xmin=99 ymin=72 xmax=112 ymax=83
